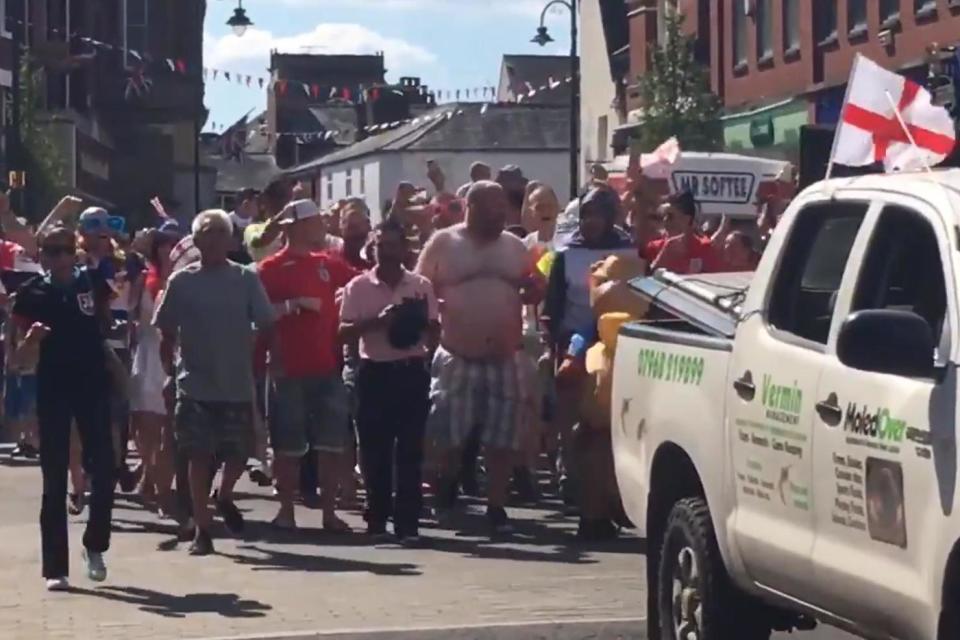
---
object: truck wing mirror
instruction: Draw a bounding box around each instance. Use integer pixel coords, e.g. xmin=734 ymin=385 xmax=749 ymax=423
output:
xmin=836 ymin=309 xmax=936 ymax=378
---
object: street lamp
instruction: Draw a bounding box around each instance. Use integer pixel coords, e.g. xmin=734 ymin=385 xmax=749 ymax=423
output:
xmin=195 ymin=1 xmax=253 ymax=214
xmin=532 ymin=0 xmax=579 ymax=200
xmin=227 ymin=1 xmax=254 ymax=38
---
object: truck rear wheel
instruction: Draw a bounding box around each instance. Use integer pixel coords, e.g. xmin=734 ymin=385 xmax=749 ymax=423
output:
xmin=656 ymin=497 xmax=771 ymax=640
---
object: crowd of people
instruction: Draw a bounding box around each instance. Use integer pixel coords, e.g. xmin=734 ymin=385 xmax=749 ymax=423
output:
xmin=0 ymin=157 xmax=788 ymax=592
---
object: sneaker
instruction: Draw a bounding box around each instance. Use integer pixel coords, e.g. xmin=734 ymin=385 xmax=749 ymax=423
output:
xmin=487 ymin=506 xmax=513 ymax=536
xmin=45 ymin=577 xmax=69 ymax=592
xmin=395 ymin=525 xmax=421 ymax=546
xmin=216 ymin=497 xmax=245 ymax=535
xmin=81 ymin=549 xmax=107 ymax=582
xmin=188 ymin=529 xmax=215 ymax=556
xmin=67 ymin=493 xmax=86 ymax=516
xmin=117 ymin=465 xmax=142 ymax=493
xmin=367 ymin=522 xmax=391 ymax=541
xmin=397 ymin=533 xmax=422 ymax=546
xmin=249 ymin=468 xmax=272 ymax=487
xmin=177 ymin=517 xmax=196 ymax=543
xmin=511 ymin=467 xmax=540 ymax=503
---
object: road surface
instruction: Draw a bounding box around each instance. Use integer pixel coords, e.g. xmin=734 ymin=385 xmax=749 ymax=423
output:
xmin=0 ymin=448 xmax=872 ymax=639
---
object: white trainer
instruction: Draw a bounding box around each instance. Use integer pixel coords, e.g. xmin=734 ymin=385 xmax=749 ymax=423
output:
xmin=45 ymin=577 xmax=70 ymax=592
xmin=82 ymin=549 xmax=107 ymax=582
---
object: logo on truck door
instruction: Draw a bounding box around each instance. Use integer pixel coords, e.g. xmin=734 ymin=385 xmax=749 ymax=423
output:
xmin=761 ymin=375 xmax=803 ymax=425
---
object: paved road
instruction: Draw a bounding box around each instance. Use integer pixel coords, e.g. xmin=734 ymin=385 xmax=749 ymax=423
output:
xmin=0 ymin=449 xmax=869 ymax=640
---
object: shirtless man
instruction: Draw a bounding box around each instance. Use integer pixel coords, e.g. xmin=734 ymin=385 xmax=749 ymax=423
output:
xmin=416 ymin=180 xmax=543 ymax=535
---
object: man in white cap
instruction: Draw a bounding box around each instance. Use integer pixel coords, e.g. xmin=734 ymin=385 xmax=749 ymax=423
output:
xmin=257 ymin=199 xmax=358 ymax=532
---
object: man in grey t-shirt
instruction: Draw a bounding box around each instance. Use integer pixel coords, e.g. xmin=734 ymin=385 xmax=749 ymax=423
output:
xmin=154 ymin=210 xmax=277 ymax=556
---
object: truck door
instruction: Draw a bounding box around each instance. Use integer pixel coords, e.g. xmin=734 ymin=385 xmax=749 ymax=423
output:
xmin=728 ymin=199 xmax=869 ymax=600
xmin=810 ymin=199 xmax=954 ymax=638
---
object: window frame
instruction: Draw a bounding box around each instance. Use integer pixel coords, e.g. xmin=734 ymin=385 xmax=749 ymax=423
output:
xmin=915 ymin=0 xmax=938 ymax=20
xmin=814 ymin=0 xmax=839 ymax=47
xmin=123 ymin=0 xmax=149 ymax=65
xmin=755 ymin=0 xmax=773 ymax=65
xmin=782 ymin=0 xmax=800 ymax=59
xmin=764 ymin=199 xmax=870 ymax=352
xmin=844 ymin=200 xmax=954 ymax=370
xmin=847 ymin=0 xmax=868 ymax=39
xmin=732 ymin=0 xmax=747 ymax=73
xmin=879 ymin=0 xmax=901 ymax=26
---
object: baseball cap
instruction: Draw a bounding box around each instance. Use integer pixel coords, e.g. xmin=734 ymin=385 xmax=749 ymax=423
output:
xmin=279 ymin=199 xmax=322 ymax=225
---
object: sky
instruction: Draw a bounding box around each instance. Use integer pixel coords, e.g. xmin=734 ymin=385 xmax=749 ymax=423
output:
xmin=202 ymin=0 xmax=573 ymax=132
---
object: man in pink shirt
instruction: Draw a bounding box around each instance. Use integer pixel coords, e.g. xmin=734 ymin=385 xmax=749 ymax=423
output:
xmin=340 ymin=218 xmax=439 ymax=543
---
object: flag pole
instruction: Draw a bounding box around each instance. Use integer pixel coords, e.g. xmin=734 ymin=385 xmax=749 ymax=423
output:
xmin=883 ymin=89 xmax=958 ymax=216
xmin=825 ymin=54 xmax=862 ymax=182
xmin=883 ymin=90 xmax=935 ymax=175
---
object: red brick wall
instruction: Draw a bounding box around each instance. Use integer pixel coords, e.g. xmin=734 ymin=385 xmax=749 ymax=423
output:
xmin=716 ymin=0 xmax=960 ymax=109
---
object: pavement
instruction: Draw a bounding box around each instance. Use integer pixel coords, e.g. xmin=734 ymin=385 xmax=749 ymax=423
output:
xmin=0 ymin=450 xmax=859 ymax=640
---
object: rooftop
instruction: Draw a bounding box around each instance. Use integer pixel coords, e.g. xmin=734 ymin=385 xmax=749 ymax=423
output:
xmin=286 ymin=102 xmax=571 ymax=173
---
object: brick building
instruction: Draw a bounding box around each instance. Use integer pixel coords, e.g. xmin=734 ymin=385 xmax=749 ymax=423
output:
xmin=8 ymin=0 xmax=209 ymax=221
xmin=267 ymin=52 xmax=435 ymax=169
xmin=0 ymin=2 xmax=13 ymax=179
xmin=625 ymin=0 xmax=960 ymax=160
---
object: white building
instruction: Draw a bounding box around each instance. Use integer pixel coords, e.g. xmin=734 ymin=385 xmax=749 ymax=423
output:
xmin=579 ymin=0 xmax=630 ymax=169
xmin=288 ymin=103 xmax=572 ymax=223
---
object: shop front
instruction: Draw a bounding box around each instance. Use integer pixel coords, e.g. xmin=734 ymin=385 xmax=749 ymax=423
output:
xmin=722 ymin=97 xmax=810 ymax=163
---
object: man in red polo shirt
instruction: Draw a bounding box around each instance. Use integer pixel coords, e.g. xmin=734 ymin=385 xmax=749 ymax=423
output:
xmin=644 ymin=190 xmax=722 ymax=275
xmin=258 ymin=199 xmax=358 ymax=531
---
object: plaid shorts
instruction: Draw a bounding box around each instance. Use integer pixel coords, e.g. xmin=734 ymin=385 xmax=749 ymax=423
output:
xmin=174 ymin=397 xmax=254 ymax=460
xmin=427 ymin=346 xmax=523 ymax=451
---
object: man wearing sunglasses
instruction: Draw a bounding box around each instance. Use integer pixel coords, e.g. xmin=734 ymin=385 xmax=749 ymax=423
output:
xmin=78 ymin=207 xmax=140 ymax=493
xmin=12 ymin=226 xmax=116 ymax=591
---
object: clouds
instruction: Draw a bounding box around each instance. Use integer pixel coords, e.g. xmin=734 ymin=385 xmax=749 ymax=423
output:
xmin=242 ymin=0 xmax=550 ymax=17
xmin=204 ymin=23 xmax=438 ymax=76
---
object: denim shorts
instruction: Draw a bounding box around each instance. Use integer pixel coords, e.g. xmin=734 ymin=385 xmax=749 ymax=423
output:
xmin=4 ymin=374 xmax=37 ymax=422
xmin=269 ymin=375 xmax=350 ymax=456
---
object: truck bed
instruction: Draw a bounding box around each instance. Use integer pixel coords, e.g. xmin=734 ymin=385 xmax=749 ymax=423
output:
xmin=626 ymin=269 xmax=752 ymax=339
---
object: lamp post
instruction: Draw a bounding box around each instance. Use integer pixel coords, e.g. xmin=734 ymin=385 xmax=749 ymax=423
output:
xmin=195 ymin=1 xmax=253 ymax=215
xmin=532 ymin=0 xmax=579 ymax=200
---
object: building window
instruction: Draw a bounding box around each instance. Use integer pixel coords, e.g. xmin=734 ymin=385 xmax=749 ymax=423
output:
xmin=733 ymin=0 xmax=747 ymax=71
xmin=124 ymin=0 xmax=148 ymax=64
xmin=755 ymin=0 xmax=772 ymax=63
xmin=814 ymin=1 xmax=838 ymax=46
xmin=847 ymin=0 xmax=867 ymax=37
xmin=360 ymin=167 xmax=366 ymax=195
xmin=326 ymin=178 xmax=333 ymax=202
xmin=782 ymin=0 xmax=800 ymax=56
xmin=345 ymin=171 xmax=353 ymax=196
xmin=915 ymin=0 xmax=937 ymax=19
xmin=879 ymin=0 xmax=900 ymax=24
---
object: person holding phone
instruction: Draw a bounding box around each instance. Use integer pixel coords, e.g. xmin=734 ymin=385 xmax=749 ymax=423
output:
xmin=13 ymin=226 xmax=116 ymax=591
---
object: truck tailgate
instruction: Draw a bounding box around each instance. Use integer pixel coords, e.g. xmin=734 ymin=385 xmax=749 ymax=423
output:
xmin=612 ymin=320 xmax=734 ymax=539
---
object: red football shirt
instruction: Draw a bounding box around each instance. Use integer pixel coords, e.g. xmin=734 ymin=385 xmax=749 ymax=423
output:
xmin=645 ymin=234 xmax=722 ymax=275
xmin=258 ymin=247 xmax=358 ymax=377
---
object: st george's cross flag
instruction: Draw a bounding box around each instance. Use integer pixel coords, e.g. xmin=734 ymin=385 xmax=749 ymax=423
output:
xmin=831 ymin=54 xmax=956 ymax=172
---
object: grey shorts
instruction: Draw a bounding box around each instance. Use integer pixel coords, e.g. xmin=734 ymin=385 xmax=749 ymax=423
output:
xmin=269 ymin=375 xmax=350 ymax=456
xmin=174 ymin=398 xmax=254 ymax=460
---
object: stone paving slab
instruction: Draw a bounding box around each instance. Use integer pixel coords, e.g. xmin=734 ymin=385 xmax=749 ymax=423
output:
xmin=0 ymin=459 xmax=647 ymax=640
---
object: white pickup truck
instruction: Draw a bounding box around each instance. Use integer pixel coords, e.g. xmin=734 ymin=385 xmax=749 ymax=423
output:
xmin=612 ymin=170 xmax=960 ymax=640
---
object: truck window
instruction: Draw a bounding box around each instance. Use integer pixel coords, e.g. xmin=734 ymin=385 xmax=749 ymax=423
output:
xmin=767 ymin=202 xmax=867 ymax=345
xmin=851 ymin=205 xmax=948 ymax=356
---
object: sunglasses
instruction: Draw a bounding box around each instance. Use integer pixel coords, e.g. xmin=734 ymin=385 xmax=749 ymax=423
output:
xmin=81 ymin=216 xmax=125 ymax=234
xmin=41 ymin=244 xmax=77 ymax=257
